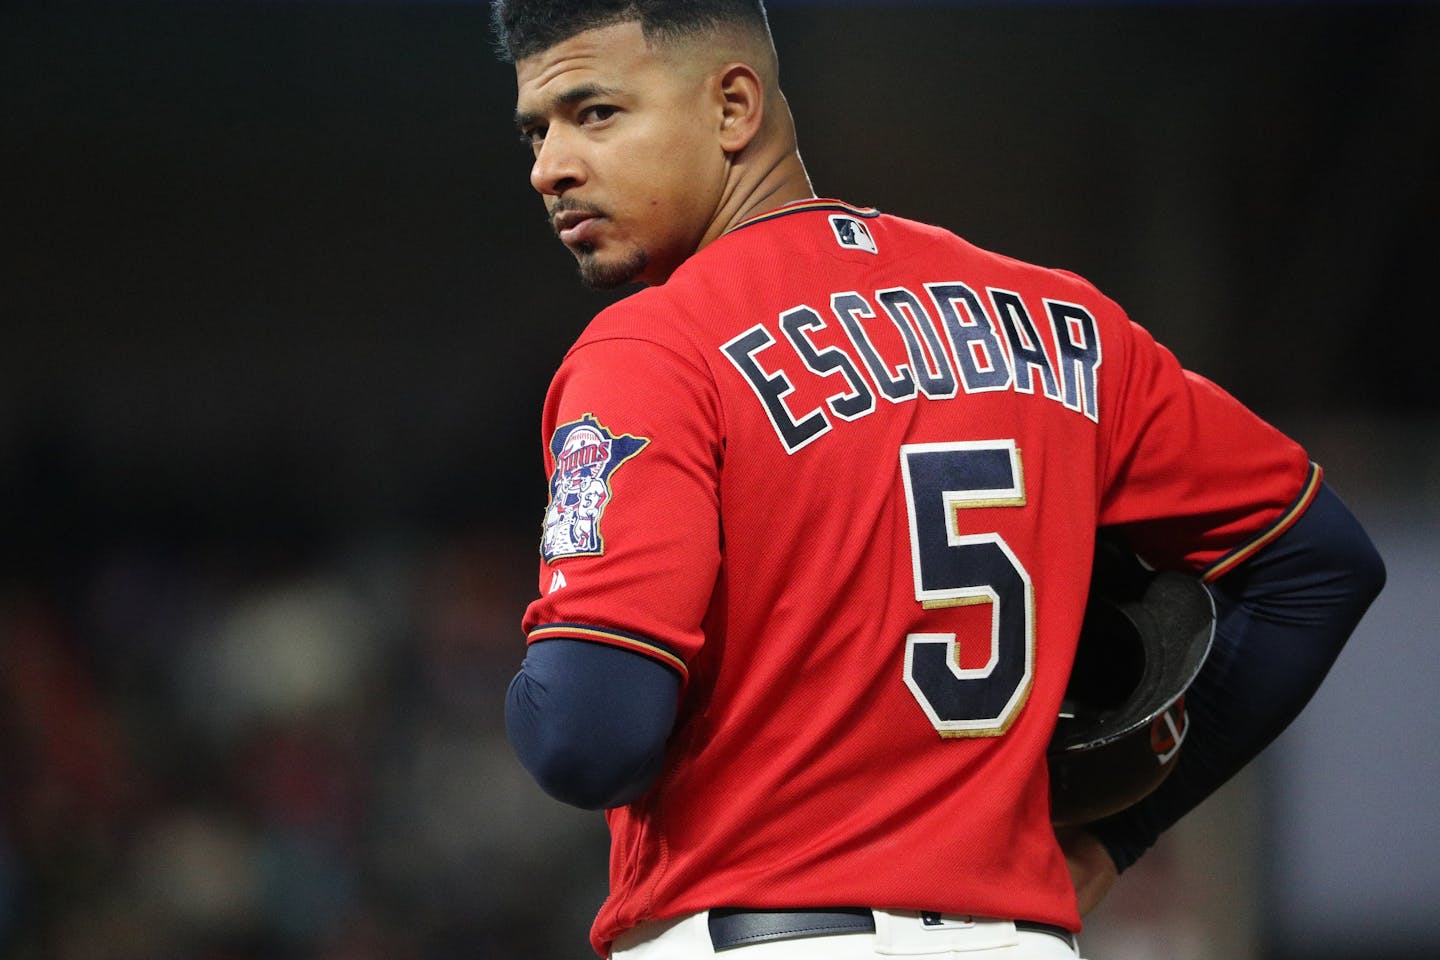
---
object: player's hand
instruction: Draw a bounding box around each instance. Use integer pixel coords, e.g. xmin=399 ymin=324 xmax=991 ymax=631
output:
xmin=1056 ymin=827 xmax=1118 ymax=915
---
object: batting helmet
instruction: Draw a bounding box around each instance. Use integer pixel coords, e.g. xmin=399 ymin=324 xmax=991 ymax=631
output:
xmin=1047 ymin=539 xmax=1216 ymax=827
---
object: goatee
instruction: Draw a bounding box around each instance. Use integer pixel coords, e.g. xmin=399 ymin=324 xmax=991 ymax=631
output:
xmin=576 ymin=246 xmax=650 ymax=290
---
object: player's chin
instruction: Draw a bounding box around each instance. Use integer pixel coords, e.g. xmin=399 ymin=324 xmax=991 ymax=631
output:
xmin=575 ymin=246 xmax=650 ymax=290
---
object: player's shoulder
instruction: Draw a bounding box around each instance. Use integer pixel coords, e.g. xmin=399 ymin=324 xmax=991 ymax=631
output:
xmin=564 ymin=284 xmax=712 ymax=377
xmin=892 ymin=215 xmax=1156 ymax=368
xmin=882 ymin=211 xmax=1114 ymax=300
xmin=580 ymin=282 xmax=695 ymax=339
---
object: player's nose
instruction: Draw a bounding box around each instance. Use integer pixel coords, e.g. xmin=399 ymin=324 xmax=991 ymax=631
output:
xmin=530 ymin=128 xmax=586 ymax=197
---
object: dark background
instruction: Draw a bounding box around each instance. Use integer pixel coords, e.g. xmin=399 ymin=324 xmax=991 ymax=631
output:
xmin=2 ymin=2 xmax=1437 ymax=959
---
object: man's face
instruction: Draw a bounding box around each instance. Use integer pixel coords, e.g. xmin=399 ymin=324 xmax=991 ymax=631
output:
xmin=514 ymin=21 xmax=728 ymax=288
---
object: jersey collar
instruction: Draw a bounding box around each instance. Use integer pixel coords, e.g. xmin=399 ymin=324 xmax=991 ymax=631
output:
xmin=726 ymin=197 xmax=880 ymax=235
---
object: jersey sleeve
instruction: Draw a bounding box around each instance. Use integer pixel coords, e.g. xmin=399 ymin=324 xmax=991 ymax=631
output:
xmin=521 ymin=333 xmax=723 ymax=686
xmin=1095 ymin=303 xmax=1321 ymax=580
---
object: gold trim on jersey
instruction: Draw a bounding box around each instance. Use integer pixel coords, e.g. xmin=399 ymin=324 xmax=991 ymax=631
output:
xmin=527 ymin=623 xmax=689 ymax=681
xmin=1201 ymin=461 xmax=1323 ymax=582
xmin=922 ymin=594 xmax=995 ymax=611
xmin=944 ymin=449 xmax=1027 ymax=542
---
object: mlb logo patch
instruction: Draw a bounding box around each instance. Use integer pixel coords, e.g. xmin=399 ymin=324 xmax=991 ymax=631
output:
xmin=829 ymin=214 xmax=877 ymax=254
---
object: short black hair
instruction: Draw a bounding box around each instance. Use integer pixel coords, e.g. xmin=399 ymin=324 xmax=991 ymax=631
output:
xmin=491 ymin=0 xmax=771 ymax=63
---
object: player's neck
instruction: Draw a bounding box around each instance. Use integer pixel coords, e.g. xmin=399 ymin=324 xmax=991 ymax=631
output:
xmin=701 ymin=150 xmax=815 ymax=250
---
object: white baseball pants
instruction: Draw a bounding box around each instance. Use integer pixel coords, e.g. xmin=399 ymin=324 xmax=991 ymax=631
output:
xmin=610 ymin=909 xmax=1083 ymax=959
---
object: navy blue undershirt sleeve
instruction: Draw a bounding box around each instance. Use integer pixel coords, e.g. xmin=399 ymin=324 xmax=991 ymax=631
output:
xmin=505 ymin=636 xmax=682 ymax=810
xmin=1088 ymin=481 xmax=1386 ymax=871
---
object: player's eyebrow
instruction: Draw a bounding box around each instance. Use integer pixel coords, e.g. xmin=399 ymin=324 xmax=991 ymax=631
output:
xmin=514 ymin=82 xmax=623 ymax=132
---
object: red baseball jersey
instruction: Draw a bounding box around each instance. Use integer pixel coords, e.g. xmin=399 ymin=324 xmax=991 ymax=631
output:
xmin=521 ymin=199 xmax=1319 ymax=956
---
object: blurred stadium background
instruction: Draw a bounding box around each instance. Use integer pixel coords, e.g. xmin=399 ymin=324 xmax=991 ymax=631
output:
xmin=2 ymin=1 xmax=1436 ymax=958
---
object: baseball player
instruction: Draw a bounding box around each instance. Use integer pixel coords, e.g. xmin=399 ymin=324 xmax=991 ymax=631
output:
xmin=494 ymin=2 xmax=1386 ymax=958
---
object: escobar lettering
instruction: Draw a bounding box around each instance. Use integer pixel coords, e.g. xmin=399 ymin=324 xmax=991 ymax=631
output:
xmin=721 ymin=281 xmax=1101 ymax=454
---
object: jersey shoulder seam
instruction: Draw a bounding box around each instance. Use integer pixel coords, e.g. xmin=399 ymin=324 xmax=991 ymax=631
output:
xmin=567 ymin=333 xmax=732 ymax=451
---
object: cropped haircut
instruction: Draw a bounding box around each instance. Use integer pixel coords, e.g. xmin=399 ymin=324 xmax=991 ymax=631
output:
xmin=492 ymin=0 xmax=772 ymax=62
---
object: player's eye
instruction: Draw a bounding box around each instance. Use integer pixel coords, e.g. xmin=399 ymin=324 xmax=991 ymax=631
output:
xmin=579 ymin=104 xmax=617 ymax=125
xmin=518 ymin=125 xmax=546 ymax=148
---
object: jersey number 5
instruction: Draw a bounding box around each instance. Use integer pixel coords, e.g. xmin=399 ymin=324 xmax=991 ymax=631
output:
xmin=899 ymin=440 xmax=1034 ymax=737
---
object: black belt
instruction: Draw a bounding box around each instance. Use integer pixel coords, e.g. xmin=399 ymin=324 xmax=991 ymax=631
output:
xmin=707 ymin=907 xmax=1076 ymax=953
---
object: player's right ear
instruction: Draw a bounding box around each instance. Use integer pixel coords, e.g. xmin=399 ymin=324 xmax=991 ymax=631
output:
xmin=715 ymin=62 xmax=765 ymax=154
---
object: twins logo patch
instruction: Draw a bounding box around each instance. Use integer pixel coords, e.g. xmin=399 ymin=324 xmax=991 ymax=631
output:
xmin=829 ymin=214 xmax=877 ymax=254
xmin=540 ymin=413 xmax=649 ymax=562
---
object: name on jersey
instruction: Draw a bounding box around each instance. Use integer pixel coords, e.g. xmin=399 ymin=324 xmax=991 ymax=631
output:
xmin=720 ymin=282 xmax=1101 ymax=453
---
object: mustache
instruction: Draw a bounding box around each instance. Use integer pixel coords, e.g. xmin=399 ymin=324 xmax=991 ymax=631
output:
xmin=549 ymin=198 xmax=608 ymax=233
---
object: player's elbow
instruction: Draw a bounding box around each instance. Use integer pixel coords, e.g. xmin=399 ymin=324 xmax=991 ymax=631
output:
xmin=1226 ymin=481 xmax=1386 ymax=632
xmin=517 ymin=734 xmax=664 ymax=810
xmin=1305 ymin=482 xmax=1387 ymax=616
xmin=503 ymin=650 xmax=675 ymax=810
xmin=1347 ymin=524 xmax=1386 ymax=610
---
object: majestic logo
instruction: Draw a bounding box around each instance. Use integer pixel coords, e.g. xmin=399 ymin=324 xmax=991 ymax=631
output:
xmin=540 ymin=414 xmax=649 ymax=562
xmin=829 ymin=214 xmax=877 ymax=254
